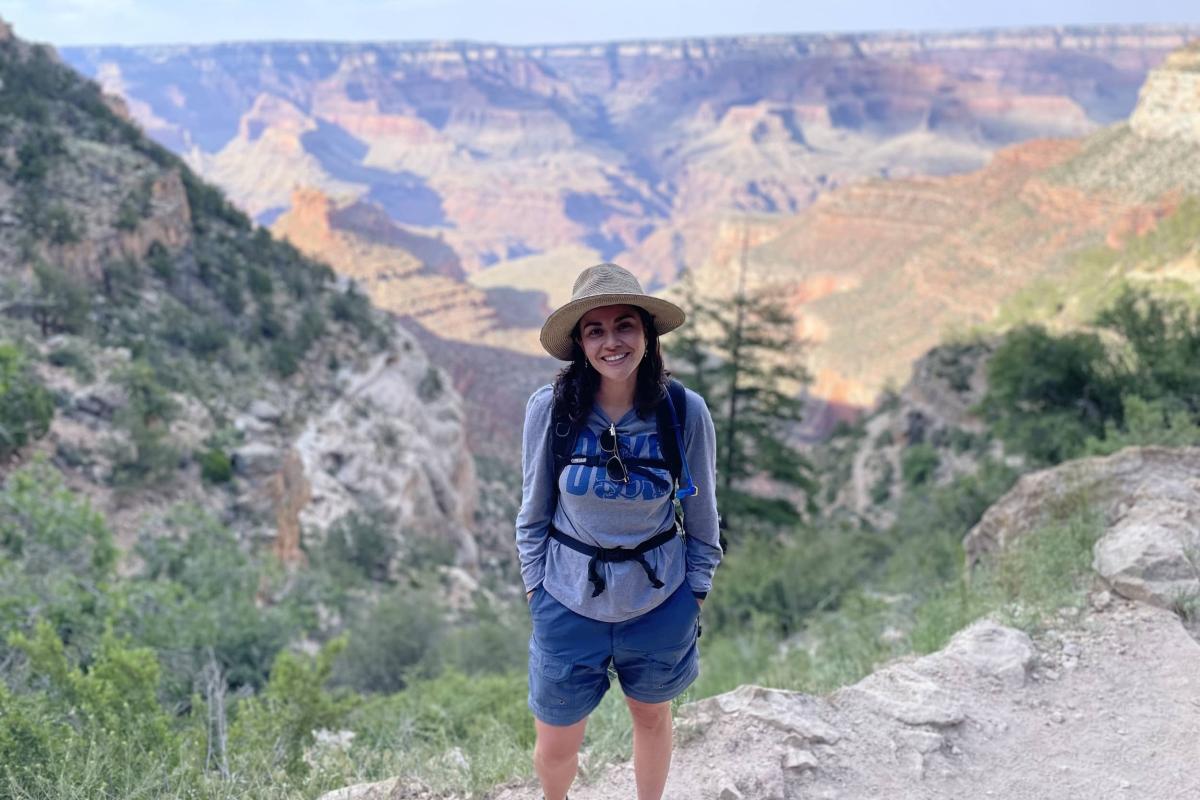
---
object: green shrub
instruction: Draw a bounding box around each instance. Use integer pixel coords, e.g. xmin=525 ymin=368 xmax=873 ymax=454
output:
xmin=14 ymin=128 xmax=65 ymax=183
xmin=120 ymin=505 xmax=302 ymax=701
xmin=0 ymin=458 xmax=116 ymax=665
xmin=418 ymin=366 xmax=444 ymax=402
xmin=146 ymin=241 xmax=175 ymax=281
xmin=106 ymin=360 xmax=180 ymax=488
xmin=44 ymin=202 xmax=80 ymax=244
xmin=46 ymin=342 xmax=94 ymax=382
xmin=704 ymin=523 xmax=884 ymax=638
xmin=31 ymin=260 xmax=91 ymax=336
xmin=0 ymin=343 xmax=53 ymax=460
xmin=115 ymin=179 xmax=153 ymax=231
xmin=228 ymin=637 xmax=356 ymax=779
xmin=978 ymin=324 xmax=1123 ymax=464
xmin=333 ymin=587 xmax=445 ymax=694
xmin=908 ymin=503 xmax=1103 ymax=653
xmin=869 ymin=459 xmax=894 ymax=505
xmin=199 ymin=447 xmax=233 ymax=484
xmin=181 ymin=168 xmax=250 ymax=232
xmin=901 ymin=443 xmax=940 ymax=488
xmin=321 ymin=510 xmax=399 ymax=584
xmin=329 ymin=284 xmax=380 ymax=340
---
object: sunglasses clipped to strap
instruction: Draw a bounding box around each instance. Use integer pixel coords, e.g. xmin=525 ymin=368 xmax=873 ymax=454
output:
xmin=598 ymin=405 xmax=697 ymax=501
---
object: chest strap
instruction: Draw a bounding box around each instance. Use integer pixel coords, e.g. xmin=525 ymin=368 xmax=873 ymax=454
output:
xmin=548 ymin=524 xmax=679 ymax=597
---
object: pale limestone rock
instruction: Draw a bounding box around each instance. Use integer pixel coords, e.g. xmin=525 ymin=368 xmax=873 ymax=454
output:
xmin=231 ymin=441 xmax=282 ymax=477
xmin=248 ymin=399 xmax=283 ymax=422
xmin=1093 ymin=507 xmax=1200 ymax=609
xmin=1129 ymin=43 xmax=1200 ymax=144
xmin=294 ymin=326 xmax=478 ymax=568
xmin=781 ymin=746 xmax=818 ymax=772
xmin=840 ymin=664 xmax=966 ymax=727
xmin=964 ymin=446 xmax=1200 ymax=569
xmin=927 ymin=620 xmax=1035 ymax=689
xmin=678 ymin=684 xmax=840 ymax=743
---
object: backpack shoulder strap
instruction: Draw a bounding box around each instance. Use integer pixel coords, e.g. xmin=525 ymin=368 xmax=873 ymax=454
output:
xmin=550 ymin=399 xmax=580 ymax=497
xmin=656 ymin=378 xmax=688 ymax=485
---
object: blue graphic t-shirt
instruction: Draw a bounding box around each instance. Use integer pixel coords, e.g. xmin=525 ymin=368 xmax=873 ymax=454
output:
xmin=515 ymin=384 xmax=723 ymax=622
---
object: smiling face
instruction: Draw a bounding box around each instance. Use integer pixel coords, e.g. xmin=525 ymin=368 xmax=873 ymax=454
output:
xmin=576 ymin=304 xmax=647 ymax=386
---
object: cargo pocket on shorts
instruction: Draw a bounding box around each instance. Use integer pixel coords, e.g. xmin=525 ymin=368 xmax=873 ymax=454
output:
xmin=647 ymin=614 xmax=700 ymax=692
xmin=537 ymin=653 xmax=574 ymax=709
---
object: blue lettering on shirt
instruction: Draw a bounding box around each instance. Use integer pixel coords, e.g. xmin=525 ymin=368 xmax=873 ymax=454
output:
xmin=562 ymin=424 xmax=671 ymax=500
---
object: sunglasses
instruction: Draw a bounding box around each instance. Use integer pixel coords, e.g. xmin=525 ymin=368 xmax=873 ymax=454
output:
xmin=599 ymin=423 xmax=629 ymax=483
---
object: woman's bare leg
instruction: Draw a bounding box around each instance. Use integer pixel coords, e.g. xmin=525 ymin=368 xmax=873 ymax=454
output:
xmin=533 ymin=716 xmax=587 ymax=800
xmin=625 ymin=696 xmax=673 ymax=800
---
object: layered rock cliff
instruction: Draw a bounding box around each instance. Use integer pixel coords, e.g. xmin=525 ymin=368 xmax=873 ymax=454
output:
xmin=62 ymin=26 xmax=1197 ymax=286
xmin=1129 ymin=40 xmax=1200 ymax=144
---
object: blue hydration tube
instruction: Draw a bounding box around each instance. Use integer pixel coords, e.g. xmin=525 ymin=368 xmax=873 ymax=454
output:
xmin=664 ymin=389 xmax=698 ymax=500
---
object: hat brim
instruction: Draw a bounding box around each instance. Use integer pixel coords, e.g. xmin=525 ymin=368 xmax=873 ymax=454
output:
xmin=539 ymin=293 xmax=686 ymax=361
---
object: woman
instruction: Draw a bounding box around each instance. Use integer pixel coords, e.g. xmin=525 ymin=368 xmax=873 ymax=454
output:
xmin=516 ymin=262 xmax=722 ymax=800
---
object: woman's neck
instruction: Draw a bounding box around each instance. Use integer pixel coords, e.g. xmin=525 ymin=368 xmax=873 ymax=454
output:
xmin=595 ymin=376 xmax=636 ymax=417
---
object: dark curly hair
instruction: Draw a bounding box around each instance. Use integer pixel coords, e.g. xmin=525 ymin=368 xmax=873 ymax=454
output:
xmin=551 ymin=305 xmax=669 ymax=424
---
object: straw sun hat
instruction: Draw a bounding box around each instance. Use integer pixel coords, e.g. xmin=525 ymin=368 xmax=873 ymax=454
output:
xmin=539 ymin=263 xmax=686 ymax=361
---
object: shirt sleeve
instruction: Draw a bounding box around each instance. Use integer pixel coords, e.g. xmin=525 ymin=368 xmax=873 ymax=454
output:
xmin=515 ymin=385 xmax=556 ymax=593
xmin=679 ymin=387 xmax=723 ymax=595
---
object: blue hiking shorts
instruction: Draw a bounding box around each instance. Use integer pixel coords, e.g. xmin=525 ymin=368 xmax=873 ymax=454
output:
xmin=527 ymin=580 xmax=701 ymax=726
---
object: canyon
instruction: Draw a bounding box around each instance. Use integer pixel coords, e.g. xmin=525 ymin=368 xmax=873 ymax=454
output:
xmin=59 ymin=27 xmax=1200 ymax=445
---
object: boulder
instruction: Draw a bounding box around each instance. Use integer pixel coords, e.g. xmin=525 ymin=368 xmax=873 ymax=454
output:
xmin=1092 ymin=504 xmax=1200 ymax=610
xmin=963 ymin=446 xmax=1200 ymax=569
xmin=231 ymin=441 xmax=282 ymax=477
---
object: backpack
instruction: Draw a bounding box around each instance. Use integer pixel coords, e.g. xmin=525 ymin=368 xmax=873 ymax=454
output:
xmin=549 ymin=378 xmax=689 ymax=506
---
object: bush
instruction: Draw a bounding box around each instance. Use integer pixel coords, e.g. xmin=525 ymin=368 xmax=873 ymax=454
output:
xmin=227 ymin=638 xmax=355 ymax=779
xmin=418 ymin=366 xmax=444 ymax=402
xmin=321 ymin=510 xmax=399 ymax=584
xmin=146 ymin=241 xmax=175 ymax=281
xmin=0 ymin=343 xmax=53 ymax=460
xmin=0 ymin=458 xmax=116 ymax=665
xmin=106 ymin=360 xmax=180 ymax=488
xmin=32 ymin=260 xmax=91 ymax=336
xmin=901 ymin=443 xmax=940 ymax=488
xmin=44 ymin=202 xmax=80 ymax=244
xmin=703 ymin=524 xmax=885 ymax=638
xmin=120 ymin=505 xmax=302 ymax=701
xmin=199 ymin=447 xmax=233 ymax=484
xmin=977 ymin=324 xmax=1123 ymax=465
xmin=14 ymin=128 xmax=65 ymax=183
xmin=2 ymin=622 xmax=181 ymax=794
xmin=46 ymin=343 xmax=94 ymax=382
xmin=333 ymin=587 xmax=445 ymax=694
xmin=329 ymin=284 xmax=380 ymax=341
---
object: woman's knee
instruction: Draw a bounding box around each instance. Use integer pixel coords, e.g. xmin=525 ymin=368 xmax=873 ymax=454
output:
xmin=534 ymin=717 xmax=588 ymax=763
xmin=625 ymin=696 xmax=672 ymax=731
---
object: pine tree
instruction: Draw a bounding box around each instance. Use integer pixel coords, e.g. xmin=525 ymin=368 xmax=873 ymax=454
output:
xmin=667 ymin=224 xmax=815 ymax=531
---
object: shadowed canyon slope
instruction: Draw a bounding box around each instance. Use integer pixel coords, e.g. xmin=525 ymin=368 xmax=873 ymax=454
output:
xmin=62 ymin=26 xmax=1197 ymax=289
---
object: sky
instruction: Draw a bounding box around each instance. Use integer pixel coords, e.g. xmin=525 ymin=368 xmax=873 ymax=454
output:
xmin=0 ymin=0 xmax=1198 ymax=47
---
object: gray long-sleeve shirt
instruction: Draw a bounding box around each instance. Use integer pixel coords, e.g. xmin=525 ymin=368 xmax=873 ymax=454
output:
xmin=515 ymin=383 xmax=723 ymax=622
